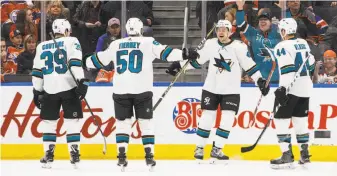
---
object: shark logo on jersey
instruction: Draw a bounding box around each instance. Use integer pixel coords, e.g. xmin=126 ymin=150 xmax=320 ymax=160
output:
xmin=257 ymin=48 xmax=272 ymax=62
xmin=213 ymin=54 xmax=233 ymax=73
xmin=204 ymin=97 xmax=210 ymax=105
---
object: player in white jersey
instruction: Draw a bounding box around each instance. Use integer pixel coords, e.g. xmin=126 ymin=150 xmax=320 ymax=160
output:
xmin=32 ymin=19 xmax=88 ymax=168
xmin=166 ymin=20 xmax=270 ymax=163
xmin=270 ymin=18 xmax=315 ymax=169
xmin=82 ymin=18 xmax=199 ymax=170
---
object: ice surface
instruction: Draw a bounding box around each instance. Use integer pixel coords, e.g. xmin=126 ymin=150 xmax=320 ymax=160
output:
xmin=1 ymin=160 xmax=336 ymax=176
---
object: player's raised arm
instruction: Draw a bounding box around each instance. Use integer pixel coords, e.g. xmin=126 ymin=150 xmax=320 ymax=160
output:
xmin=82 ymin=42 xmax=116 ymax=70
xmin=236 ymin=39 xmax=270 ymax=96
xmin=165 ymin=39 xmax=212 ymax=76
xmin=31 ymin=45 xmax=44 ymax=109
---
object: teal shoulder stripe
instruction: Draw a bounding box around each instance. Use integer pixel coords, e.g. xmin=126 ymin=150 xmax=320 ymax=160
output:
xmin=161 ymin=47 xmax=173 ymax=61
xmin=69 ymin=60 xmax=82 ymax=67
xmin=309 ymin=64 xmax=315 ymax=72
xmin=246 ymin=65 xmax=259 ymax=76
xmin=91 ymin=54 xmax=103 ymax=69
xmin=281 ymin=65 xmax=296 ymax=75
xmin=32 ymin=70 xmax=43 ymax=78
xmin=190 ymin=60 xmax=201 ymax=69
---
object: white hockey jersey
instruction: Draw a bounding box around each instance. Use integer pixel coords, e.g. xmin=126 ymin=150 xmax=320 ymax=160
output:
xmin=86 ymin=37 xmax=184 ymax=94
xmin=274 ymin=38 xmax=316 ymax=98
xmin=32 ymin=37 xmax=84 ymax=94
xmin=179 ymin=38 xmax=262 ymax=95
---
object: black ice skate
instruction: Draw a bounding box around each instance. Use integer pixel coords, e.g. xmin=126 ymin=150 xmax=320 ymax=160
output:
xmin=144 ymin=147 xmax=156 ymax=171
xmin=194 ymin=146 xmax=204 ymax=163
xmin=299 ymin=144 xmax=311 ymax=165
xmin=40 ymin=144 xmax=55 ymax=169
xmin=270 ymin=145 xmax=294 ymax=169
xmin=70 ymin=144 xmax=80 ymax=169
xmin=209 ymin=144 xmax=229 ymax=164
xmin=117 ymin=147 xmax=128 ymax=172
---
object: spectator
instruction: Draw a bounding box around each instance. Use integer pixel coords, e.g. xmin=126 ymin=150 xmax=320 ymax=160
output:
xmin=236 ymin=1 xmax=281 ymax=83
xmin=196 ymin=1 xmax=223 ymax=32
xmin=143 ymin=0 xmax=160 ymax=25
xmin=313 ymin=50 xmax=337 ymax=84
xmin=1 ymin=0 xmax=27 ymax=24
xmin=1 ymin=37 xmax=7 ymax=82
xmin=126 ymin=1 xmax=153 ymax=27
xmin=320 ymin=16 xmax=337 ymax=55
xmin=7 ymin=29 xmax=24 ymax=63
xmin=100 ymin=1 xmax=121 ymax=26
xmin=222 ymin=7 xmax=249 ymax=45
xmin=12 ymin=8 xmax=38 ymax=41
xmin=1 ymin=36 xmax=16 ymax=80
xmin=29 ymin=1 xmax=41 ymax=24
xmin=126 ymin=1 xmax=154 ymax=36
xmin=46 ymin=0 xmax=68 ymax=40
xmin=284 ymin=1 xmax=329 ymax=62
xmin=96 ymin=17 xmax=121 ymax=52
xmin=285 ymin=1 xmax=323 ymax=42
xmin=92 ymin=17 xmax=120 ymax=83
xmin=73 ymin=0 xmax=105 ymax=55
xmin=16 ymin=34 xmax=36 ymax=74
xmin=1 ymin=1 xmax=27 ymax=43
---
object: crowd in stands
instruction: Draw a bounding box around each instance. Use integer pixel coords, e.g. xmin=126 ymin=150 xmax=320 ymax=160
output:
xmin=1 ymin=0 xmax=337 ymax=85
xmin=197 ymin=0 xmax=337 ymax=84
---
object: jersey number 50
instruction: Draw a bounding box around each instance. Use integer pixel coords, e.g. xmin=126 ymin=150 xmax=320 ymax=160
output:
xmin=117 ymin=50 xmax=143 ymax=74
xmin=40 ymin=49 xmax=67 ymax=75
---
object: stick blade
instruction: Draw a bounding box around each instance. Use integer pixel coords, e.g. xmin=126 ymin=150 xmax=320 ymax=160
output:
xmin=241 ymin=144 xmax=256 ymax=153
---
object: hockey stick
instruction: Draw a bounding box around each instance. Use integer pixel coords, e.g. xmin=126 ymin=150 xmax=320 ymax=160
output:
xmin=49 ymin=32 xmax=107 ymax=155
xmin=241 ymin=47 xmax=310 ymax=153
xmin=252 ymin=56 xmax=277 ymax=116
xmin=152 ymin=24 xmax=216 ymax=111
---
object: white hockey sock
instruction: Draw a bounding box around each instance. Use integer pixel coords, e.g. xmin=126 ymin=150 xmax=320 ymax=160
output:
xmin=64 ymin=119 xmax=82 ymax=152
xmin=213 ymin=110 xmax=235 ymax=149
xmin=41 ymin=120 xmax=57 ymax=152
xmin=138 ymin=119 xmax=155 ymax=154
xmin=196 ymin=110 xmax=216 ymax=148
xmin=116 ymin=119 xmax=132 ymax=153
xmin=292 ymin=116 xmax=310 ymax=150
xmin=274 ymin=118 xmax=292 ymax=152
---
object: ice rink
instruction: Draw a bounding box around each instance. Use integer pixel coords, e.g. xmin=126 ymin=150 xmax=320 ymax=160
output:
xmin=1 ymin=160 xmax=336 ymax=176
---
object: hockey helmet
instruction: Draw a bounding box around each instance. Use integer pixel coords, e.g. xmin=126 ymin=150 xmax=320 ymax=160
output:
xmin=278 ymin=18 xmax=297 ymax=36
xmin=126 ymin=18 xmax=143 ymax=36
xmin=52 ymin=19 xmax=71 ymax=35
xmin=216 ymin=19 xmax=232 ymax=32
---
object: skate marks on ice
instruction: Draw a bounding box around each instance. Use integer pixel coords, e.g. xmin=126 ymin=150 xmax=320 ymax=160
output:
xmin=1 ymin=160 xmax=336 ymax=176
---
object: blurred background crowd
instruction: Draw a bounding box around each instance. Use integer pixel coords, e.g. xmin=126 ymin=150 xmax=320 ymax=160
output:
xmin=1 ymin=0 xmax=337 ymax=84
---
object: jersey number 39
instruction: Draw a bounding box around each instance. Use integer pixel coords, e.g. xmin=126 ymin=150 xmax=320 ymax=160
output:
xmin=40 ymin=49 xmax=67 ymax=75
xmin=117 ymin=50 xmax=143 ymax=74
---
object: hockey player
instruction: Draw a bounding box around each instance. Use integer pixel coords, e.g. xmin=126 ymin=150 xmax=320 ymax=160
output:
xmin=82 ymin=17 xmax=199 ymax=170
xmin=270 ymin=18 xmax=315 ymax=169
xmin=32 ymin=19 xmax=88 ymax=168
xmin=166 ymin=20 xmax=270 ymax=163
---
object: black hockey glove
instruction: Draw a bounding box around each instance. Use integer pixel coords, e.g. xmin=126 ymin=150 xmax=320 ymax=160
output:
xmin=274 ymin=86 xmax=289 ymax=106
xmin=182 ymin=48 xmax=199 ymax=61
xmin=76 ymin=79 xmax=89 ymax=100
xmin=257 ymin=78 xmax=270 ymax=96
xmin=166 ymin=61 xmax=182 ymax=76
xmin=33 ymin=89 xmax=44 ymax=109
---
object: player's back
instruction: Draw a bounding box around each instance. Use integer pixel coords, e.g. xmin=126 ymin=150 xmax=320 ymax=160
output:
xmin=34 ymin=36 xmax=81 ymax=94
xmin=109 ymin=37 xmax=157 ymax=94
xmin=275 ymin=38 xmax=314 ymax=97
